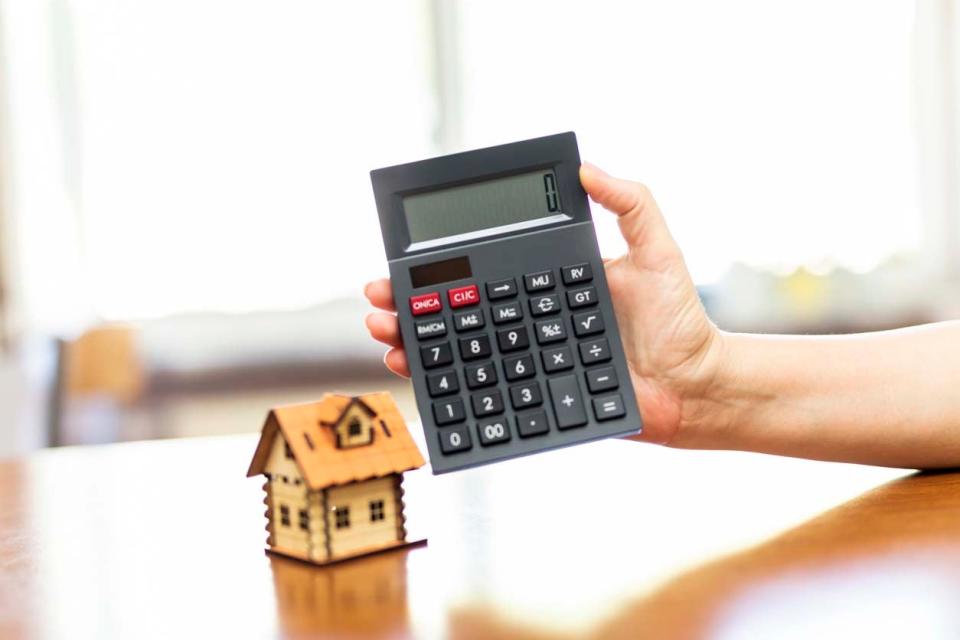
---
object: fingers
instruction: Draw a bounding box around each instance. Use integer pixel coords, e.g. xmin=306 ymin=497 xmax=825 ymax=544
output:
xmin=579 ymin=163 xmax=680 ymax=265
xmin=364 ymin=312 xmax=403 ymax=348
xmin=383 ymin=348 xmax=411 ymax=378
xmin=363 ymin=278 xmax=397 ymax=312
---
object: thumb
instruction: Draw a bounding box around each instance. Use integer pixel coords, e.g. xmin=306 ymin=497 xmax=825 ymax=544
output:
xmin=579 ymin=163 xmax=681 ymax=266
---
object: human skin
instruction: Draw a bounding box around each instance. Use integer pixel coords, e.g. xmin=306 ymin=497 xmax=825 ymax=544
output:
xmin=364 ymin=163 xmax=960 ymax=469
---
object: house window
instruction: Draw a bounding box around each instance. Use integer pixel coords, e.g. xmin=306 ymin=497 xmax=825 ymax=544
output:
xmin=279 ymin=504 xmax=291 ymax=527
xmin=348 ymin=417 xmax=362 ymax=437
xmin=369 ymin=499 xmax=385 ymax=522
xmin=335 ymin=506 xmax=351 ymax=529
xmin=298 ymin=509 xmax=309 ymax=531
xmin=284 ymin=442 xmax=293 ymax=459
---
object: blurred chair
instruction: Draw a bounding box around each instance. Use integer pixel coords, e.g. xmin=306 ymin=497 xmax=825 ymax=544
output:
xmin=49 ymin=324 xmax=144 ymax=446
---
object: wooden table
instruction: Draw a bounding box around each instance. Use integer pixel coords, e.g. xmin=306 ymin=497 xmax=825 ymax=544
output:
xmin=1 ymin=433 xmax=959 ymax=639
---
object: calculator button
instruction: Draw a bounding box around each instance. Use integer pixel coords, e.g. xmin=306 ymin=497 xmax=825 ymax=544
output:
xmin=586 ymin=367 xmax=619 ymax=393
xmin=524 ymin=270 xmax=555 ymax=292
xmin=448 ymin=284 xmax=480 ymax=308
xmin=496 ymin=326 xmax=530 ymax=352
xmin=438 ymin=425 xmax=472 ymax=454
xmin=420 ymin=342 xmax=453 ymax=369
xmin=454 ymin=309 xmax=485 ymax=332
xmin=578 ymin=338 xmax=612 ymax=365
xmin=561 ymin=263 xmax=593 ymax=285
xmin=516 ymin=410 xmax=550 ymax=438
xmin=492 ymin=301 xmax=523 ymax=325
xmin=465 ymin=362 xmax=498 ymax=389
xmin=547 ymin=375 xmax=588 ymax=429
xmin=486 ymin=278 xmax=517 ymax=300
xmin=535 ymin=319 xmax=567 ymax=345
xmin=529 ymin=294 xmax=560 ymax=317
xmin=541 ymin=345 xmax=574 ymax=373
xmin=426 ymin=370 xmax=459 ymax=397
xmin=477 ymin=418 xmax=511 ymax=446
xmin=415 ymin=318 xmax=447 ymax=340
xmin=572 ymin=310 xmax=605 ymax=337
xmin=592 ymin=394 xmax=626 ymax=421
xmin=503 ymin=353 xmax=536 ymax=381
xmin=410 ymin=292 xmax=442 ymax=316
xmin=471 ymin=390 xmax=504 ymax=417
xmin=567 ymin=286 xmax=599 ymax=309
xmin=459 ymin=335 xmax=492 ymax=361
xmin=509 ymin=381 xmax=543 ymax=409
xmin=433 ymin=398 xmax=466 ymax=425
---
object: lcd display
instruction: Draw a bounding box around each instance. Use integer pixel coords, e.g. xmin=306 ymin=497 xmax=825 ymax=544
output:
xmin=403 ymin=169 xmax=563 ymax=244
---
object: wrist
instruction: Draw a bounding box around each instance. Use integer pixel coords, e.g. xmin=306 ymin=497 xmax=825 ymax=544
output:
xmin=672 ymin=329 xmax=745 ymax=449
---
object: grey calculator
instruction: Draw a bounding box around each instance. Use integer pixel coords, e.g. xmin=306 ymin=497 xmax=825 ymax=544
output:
xmin=371 ymin=132 xmax=642 ymax=474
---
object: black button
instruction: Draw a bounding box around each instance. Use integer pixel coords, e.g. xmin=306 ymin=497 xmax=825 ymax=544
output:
xmin=420 ymin=342 xmax=453 ymax=369
xmin=492 ymin=301 xmax=523 ymax=325
xmin=415 ymin=318 xmax=447 ymax=340
xmin=453 ymin=309 xmax=485 ymax=333
xmin=438 ymin=425 xmax=472 ymax=454
xmin=572 ymin=310 xmax=605 ymax=337
xmin=524 ymin=270 xmax=555 ymax=292
xmin=578 ymin=338 xmax=611 ymax=365
xmin=561 ymin=263 xmax=593 ymax=285
xmin=586 ymin=367 xmax=619 ymax=393
xmin=541 ymin=345 xmax=574 ymax=373
xmin=477 ymin=417 xmax=511 ymax=446
xmin=529 ymin=294 xmax=560 ymax=317
xmin=471 ymin=390 xmax=504 ymax=417
xmin=465 ymin=361 xmax=498 ymax=389
xmin=547 ymin=375 xmax=588 ymax=429
xmin=516 ymin=411 xmax=550 ymax=438
xmin=567 ymin=286 xmax=599 ymax=309
xmin=535 ymin=318 xmax=567 ymax=345
xmin=509 ymin=381 xmax=543 ymax=409
xmin=426 ymin=370 xmax=459 ymax=397
xmin=486 ymin=278 xmax=517 ymax=300
xmin=459 ymin=335 xmax=492 ymax=361
xmin=433 ymin=398 xmax=465 ymax=425
xmin=592 ymin=393 xmax=626 ymax=421
xmin=503 ymin=353 xmax=536 ymax=381
xmin=496 ymin=326 xmax=530 ymax=352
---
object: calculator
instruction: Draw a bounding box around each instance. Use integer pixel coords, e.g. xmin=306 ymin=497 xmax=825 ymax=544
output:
xmin=370 ymin=132 xmax=642 ymax=474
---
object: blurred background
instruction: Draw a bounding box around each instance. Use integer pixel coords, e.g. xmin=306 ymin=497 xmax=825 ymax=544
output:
xmin=0 ymin=0 xmax=958 ymax=456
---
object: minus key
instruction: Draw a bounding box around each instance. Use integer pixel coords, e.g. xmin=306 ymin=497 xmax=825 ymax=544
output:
xmin=586 ymin=367 xmax=619 ymax=393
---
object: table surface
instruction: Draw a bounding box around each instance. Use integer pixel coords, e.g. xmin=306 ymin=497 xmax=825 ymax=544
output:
xmin=1 ymin=432 xmax=959 ymax=639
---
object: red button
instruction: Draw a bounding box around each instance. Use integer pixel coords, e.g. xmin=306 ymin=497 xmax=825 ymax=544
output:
xmin=409 ymin=292 xmax=442 ymax=316
xmin=448 ymin=284 xmax=480 ymax=308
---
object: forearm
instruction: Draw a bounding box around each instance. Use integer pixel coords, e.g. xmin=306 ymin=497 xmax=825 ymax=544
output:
xmin=679 ymin=321 xmax=960 ymax=468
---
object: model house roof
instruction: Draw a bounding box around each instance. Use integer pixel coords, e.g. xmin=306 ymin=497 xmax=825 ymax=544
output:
xmin=246 ymin=392 xmax=425 ymax=489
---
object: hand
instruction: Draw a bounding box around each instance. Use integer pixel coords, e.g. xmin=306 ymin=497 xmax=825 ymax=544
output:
xmin=364 ymin=163 xmax=723 ymax=445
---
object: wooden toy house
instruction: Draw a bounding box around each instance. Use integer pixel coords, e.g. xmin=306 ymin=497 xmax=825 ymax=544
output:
xmin=247 ymin=392 xmax=425 ymax=564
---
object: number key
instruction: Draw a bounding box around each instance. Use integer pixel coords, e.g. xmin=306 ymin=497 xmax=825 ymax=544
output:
xmin=465 ymin=361 xmax=498 ymax=389
xmin=426 ymin=370 xmax=459 ymax=397
xmin=458 ymin=335 xmax=492 ymax=361
xmin=438 ymin=425 xmax=472 ymax=454
xmin=420 ymin=342 xmax=453 ymax=369
xmin=496 ymin=326 xmax=530 ymax=352
xmin=471 ymin=390 xmax=504 ymax=417
xmin=477 ymin=418 xmax=511 ymax=446
xmin=432 ymin=398 xmax=465 ymax=425
xmin=509 ymin=381 xmax=543 ymax=409
xmin=503 ymin=353 xmax=536 ymax=381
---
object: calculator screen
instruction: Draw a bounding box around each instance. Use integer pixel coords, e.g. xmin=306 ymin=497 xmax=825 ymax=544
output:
xmin=403 ymin=169 xmax=565 ymax=245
